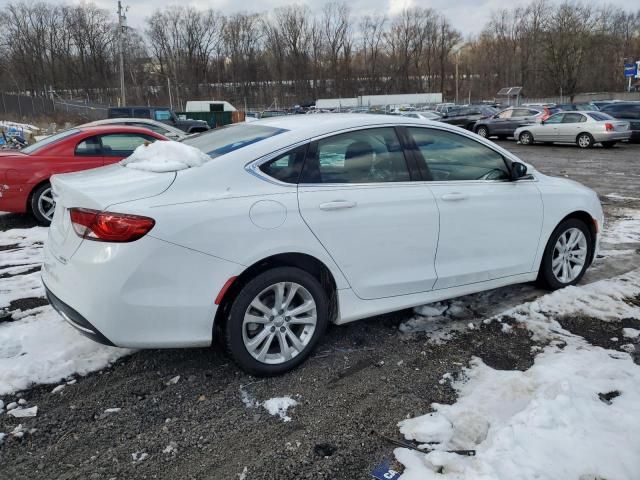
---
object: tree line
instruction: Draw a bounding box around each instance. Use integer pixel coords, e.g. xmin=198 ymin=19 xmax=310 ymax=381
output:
xmin=0 ymin=0 xmax=638 ymax=110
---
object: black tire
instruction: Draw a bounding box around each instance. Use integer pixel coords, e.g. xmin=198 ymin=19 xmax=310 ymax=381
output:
xmin=29 ymin=182 xmax=55 ymax=226
xmin=601 ymin=141 xmax=616 ymax=149
xmin=476 ymin=126 xmax=489 ymax=138
xmin=576 ymin=132 xmax=594 ymax=149
xmin=537 ymin=218 xmax=593 ymax=290
xmin=224 ymin=267 xmax=329 ymax=376
xmin=518 ymin=131 xmax=534 ymax=145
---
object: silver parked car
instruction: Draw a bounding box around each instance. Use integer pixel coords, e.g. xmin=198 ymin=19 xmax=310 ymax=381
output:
xmin=514 ymin=111 xmax=631 ymax=149
xmin=80 ymin=118 xmax=188 ymax=141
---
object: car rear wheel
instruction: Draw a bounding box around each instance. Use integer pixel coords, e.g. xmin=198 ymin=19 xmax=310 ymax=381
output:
xmin=224 ymin=267 xmax=329 ymax=376
xmin=537 ymin=219 xmax=592 ymax=290
xmin=601 ymin=141 xmax=616 ymax=148
xmin=476 ymin=126 xmax=489 ymax=138
xmin=576 ymin=133 xmax=594 ymax=149
xmin=30 ymin=182 xmax=55 ymax=226
xmin=519 ymin=131 xmax=534 ymax=145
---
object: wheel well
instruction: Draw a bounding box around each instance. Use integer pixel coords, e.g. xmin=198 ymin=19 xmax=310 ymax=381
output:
xmin=576 ymin=132 xmax=593 ymax=141
xmin=213 ymin=253 xmax=339 ymax=335
xmin=26 ymin=179 xmax=50 ymax=213
xmin=558 ymin=211 xmax=598 ymax=264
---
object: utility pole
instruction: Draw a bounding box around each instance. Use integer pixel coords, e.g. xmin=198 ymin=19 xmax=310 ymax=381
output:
xmin=117 ymin=1 xmax=127 ymax=106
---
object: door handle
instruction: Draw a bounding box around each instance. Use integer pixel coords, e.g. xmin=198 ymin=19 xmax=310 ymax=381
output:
xmin=441 ymin=192 xmax=468 ymax=202
xmin=319 ymin=200 xmax=357 ymax=211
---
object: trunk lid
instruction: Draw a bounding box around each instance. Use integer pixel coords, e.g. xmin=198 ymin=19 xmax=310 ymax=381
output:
xmin=612 ymin=121 xmax=630 ymax=132
xmin=48 ymin=164 xmax=175 ymax=260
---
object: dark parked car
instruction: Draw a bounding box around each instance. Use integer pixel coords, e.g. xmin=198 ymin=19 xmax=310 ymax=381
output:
xmin=599 ymin=102 xmax=640 ymax=142
xmin=555 ymin=103 xmax=599 ymax=112
xmin=438 ymin=105 xmax=498 ymax=130
xmin=473 ymin=106 xmax=549 ymax=139
xmin=107 ymin=106 xmax=209 ymax=134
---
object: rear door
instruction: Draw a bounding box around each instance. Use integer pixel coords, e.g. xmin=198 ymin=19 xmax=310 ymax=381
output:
xmin=407 ymin=126 xmax=543 ymax=289
xmin=297 ymin=127 xmax=440 ymax=300
xmin=556 ymin=113 xmax=586 ymax=142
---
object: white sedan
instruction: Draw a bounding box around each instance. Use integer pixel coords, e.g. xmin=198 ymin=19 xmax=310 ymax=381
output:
xmin=42 ymin=115 xmax=603 ymax=375
xmin=514 ymin=111 xmax=631 ymax=148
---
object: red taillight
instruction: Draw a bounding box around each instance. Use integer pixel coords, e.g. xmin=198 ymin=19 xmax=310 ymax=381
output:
xmin=604 ymin=122 xmax=614 ymax=132
xmin=69 ymin=208 xmax=155 ymax=242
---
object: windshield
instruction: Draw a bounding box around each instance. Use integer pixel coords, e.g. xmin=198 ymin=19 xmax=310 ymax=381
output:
xmin=22 ymin=129 xmax=81 ymax=154
xmin=183 ymin=124 xmax=287 ymax=158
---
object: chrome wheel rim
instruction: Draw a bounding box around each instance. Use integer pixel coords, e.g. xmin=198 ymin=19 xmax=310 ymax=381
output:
xmin=552 ymin=228 xmax=588 ymax=284
xmin=37 ymin=187 xmax=56 ymax=221
xmin=242 ymin=282 xmax=317 ymax=365
xmin=578 ymin=135 xmax=591 ymax=148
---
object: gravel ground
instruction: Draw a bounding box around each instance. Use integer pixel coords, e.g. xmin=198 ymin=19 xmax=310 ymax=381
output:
xmin=1 ymin=141 xmax=639 ymax=480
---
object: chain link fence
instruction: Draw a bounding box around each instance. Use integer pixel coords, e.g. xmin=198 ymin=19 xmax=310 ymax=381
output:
xmin=0 ymin=92 xmax=108 ymax=121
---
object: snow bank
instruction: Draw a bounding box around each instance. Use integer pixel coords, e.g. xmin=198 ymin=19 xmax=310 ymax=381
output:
xmin=121 ymin=140 xmax=211 ymax=172
xmin=0 ymin=307 xmax=131 ymax=395
xmin=395 ymin=269 xmax=640 ymax=480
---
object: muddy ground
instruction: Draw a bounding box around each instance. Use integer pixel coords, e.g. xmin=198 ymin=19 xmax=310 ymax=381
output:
xmin=1 ymin=141 xmax=639 ymax=480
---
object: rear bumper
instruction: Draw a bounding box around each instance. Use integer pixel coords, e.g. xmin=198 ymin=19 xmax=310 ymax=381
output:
xmin=42 ymin=234 xmax=242 ymax=348
xmin=592 ymin=131 xmax=632 ymax=142
xmin=45 ymin=284 xmax=115 ymax=346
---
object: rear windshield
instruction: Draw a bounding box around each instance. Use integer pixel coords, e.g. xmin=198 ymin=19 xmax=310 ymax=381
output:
xmin=183 ymin=124 xmax=287 ymax=158
xmin=22 ymin=129 xmax=80 ymax=154
xmin=586 ymin=112 xmax=613 ymax=121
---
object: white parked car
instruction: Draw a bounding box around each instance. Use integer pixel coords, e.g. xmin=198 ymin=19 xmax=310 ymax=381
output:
xmin=514 ymin=111 xmax=631 ymax=148
xmin=81 ymin=118 xmax=188 ymax=141
xmin=42 ymin=115 xmax=603 ymax=375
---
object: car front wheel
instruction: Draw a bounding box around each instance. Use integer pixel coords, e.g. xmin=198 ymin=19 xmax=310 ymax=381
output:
xmin=30 ymin=182 xmax=55 ymax=226
xmin=538 ymin=219 xmax=592 ymax=290
xmin=224 ymin=267 xmax=329 ymax=375
xmin=519 ymin=131 xmax=534 ymax=145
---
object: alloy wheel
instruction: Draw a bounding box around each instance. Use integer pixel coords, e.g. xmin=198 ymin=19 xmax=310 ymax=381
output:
xmin=37 ymin=187 xmax=56 ymax=222
xmin=551 ymin=227 xmax=588 ymax=284
xmin=519 ymin=132 xmax=532 ymax=145
xmin=577 ymin=134 xmax=592 ymax=148
xmin=242 ymin=282 xmax=317 ymax=365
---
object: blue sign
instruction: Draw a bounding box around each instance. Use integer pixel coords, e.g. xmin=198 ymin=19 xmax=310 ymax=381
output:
xmin=624 ymin=63 xmax=638 ymax=77
xmin=371 ymin=460 xmax=402 ymax=480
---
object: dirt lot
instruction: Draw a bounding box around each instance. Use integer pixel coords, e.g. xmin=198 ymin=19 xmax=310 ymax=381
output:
xmin=1 ymin=141 xmax=639 ymax=480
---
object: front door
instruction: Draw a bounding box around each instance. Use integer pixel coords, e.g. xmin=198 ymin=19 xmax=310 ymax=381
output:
xmin=297 ymin=127 xmax=440 ymax=300
xmin=406 ymin=126 xmax=544 ymax=289
xmin=556 ymin=113 xmax=586 ymax=142
xmin=536 ymin=113 xmax=564 ymax=141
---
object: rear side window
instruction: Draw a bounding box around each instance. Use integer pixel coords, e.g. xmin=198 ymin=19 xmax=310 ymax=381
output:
xmin=109 ymin=108 xmax=131 ymax=118
xmin=133 ymin=108 xmax=151 ymax=118
xmin=587 ymin=112 xmax=613 ymax=121
xmin=259 ymin=145 xmax=307 ymax=184
xmin=408 ymin=127 xmax=510 ymax=181
xmin=300 ymin=128 xmax=410 ymax=184
xmin=562 ymin=113 xmax=586 ymax=123
xmin=154 ymin=110 xmax=172 ymax=121
xmin=100 ymin=133 xmax=157 ymax=157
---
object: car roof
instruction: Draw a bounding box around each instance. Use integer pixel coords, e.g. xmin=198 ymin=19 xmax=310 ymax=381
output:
xmin=76 ymin=125 xmax=168 ymax=136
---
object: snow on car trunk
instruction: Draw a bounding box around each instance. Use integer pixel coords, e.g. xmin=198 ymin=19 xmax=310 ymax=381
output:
xmin=120 ymin=140 xmax=211 ymax=172
xmin=394 ymin=270 xmax=640 ymax=480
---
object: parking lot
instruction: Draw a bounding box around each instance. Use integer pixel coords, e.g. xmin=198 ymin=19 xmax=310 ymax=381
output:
xmin=1 ymin=140 xmax=640 ymax=480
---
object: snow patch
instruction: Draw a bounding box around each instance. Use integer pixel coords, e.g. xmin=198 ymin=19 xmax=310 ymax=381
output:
xmin=262 ymin=396 xmax=298 ymax=422
xmin=623 ymin=328 xmax=640 ymax=339
xmin=7 ymin=405 xmax=37 ymax=417
xmin=121 ymin=140 xmax=211 ymax=172
xmin=601 ymin=208 xmax=640 ymax=244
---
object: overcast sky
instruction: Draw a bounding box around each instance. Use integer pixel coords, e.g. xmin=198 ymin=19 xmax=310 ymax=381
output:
xmin=57 ymin=0 xmax=633 ymax=37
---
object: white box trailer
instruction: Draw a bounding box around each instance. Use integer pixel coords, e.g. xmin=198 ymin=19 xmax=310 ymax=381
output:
xmin=359 ymin=93 xmax=442 ymax=106
xmin=185 ymin=100 xmax=237 ymax=112
xmin=315 ymin=98 xmax=359 ymax=110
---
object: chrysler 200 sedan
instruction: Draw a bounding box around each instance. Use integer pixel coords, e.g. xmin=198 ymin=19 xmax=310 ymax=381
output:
xmin=42 ymin=115 xmax=603 ymax=375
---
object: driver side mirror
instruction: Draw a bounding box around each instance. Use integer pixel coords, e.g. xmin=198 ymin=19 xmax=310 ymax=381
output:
xmin=511 ymin=162 xmax=528 ymax=180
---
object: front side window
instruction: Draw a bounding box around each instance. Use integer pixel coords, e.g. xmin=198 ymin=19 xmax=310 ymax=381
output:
xmin=497 ymin=109 xmax=513 ymax=119
xmin=408 ymin=127 xmax=510 ymax=181
xmin=154 ymin=110 xmax=172 ymax=121
xmin=100 ymin=133 xmax=157 ymax=157
xmin=75 ymin=135 xmax=102 ymax=156
xmin=544 ymin=113 xmax=564 ymax=124
xmin=259 ymin=145 xmax=307 ymax=184
xmin=133 ymin=108 xmax=151 ymax=118
xmin=300 ymin=128 xmax=410 ymax=184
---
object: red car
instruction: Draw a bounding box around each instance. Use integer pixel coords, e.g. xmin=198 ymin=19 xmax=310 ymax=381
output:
xmin=0 ymin=125 xmax=167 ymax=225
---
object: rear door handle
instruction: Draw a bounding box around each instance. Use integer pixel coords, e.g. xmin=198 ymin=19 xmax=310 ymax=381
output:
xmin=441 ymin=192 xmax=468 ymax=202
xmin=319 ymin=200 xmax=357 ymax=211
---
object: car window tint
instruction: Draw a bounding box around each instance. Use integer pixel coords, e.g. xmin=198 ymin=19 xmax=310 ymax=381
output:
xmin=544 ymin=113 xmax=564 ymax=124
xmin=497 ymin=109 xmax=512 ymax=119
xmin=75 ymin=135 xmax=102 ymax=156
xmin=259 ymin=145 xmax=307 ymax=184
xmin=301 ymin=128 xmax=410 ymax=184
xmin=562 ymin=113 xmax=585 ymax=123
xmin=109 ymin=108 xmax=131 ymax=118
xmin=100 ymin=133 xmax=157 ymax=157
xmin=408 ymin=127 xmax=509 ymax=182
xmin=154 ymin=110 xmax=172 ymax=121
xmin=133 ymin=109 xmax=151 ymax=118
xmin=512 ymin=109 xmax=532 ymax=117
xmin=586 ymin=112 xmax=613 ymax=121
